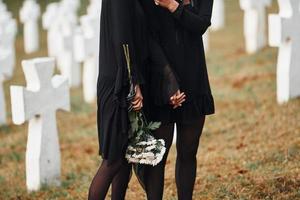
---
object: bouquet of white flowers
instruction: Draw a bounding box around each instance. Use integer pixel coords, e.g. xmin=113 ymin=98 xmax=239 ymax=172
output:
xmin=123 ymin=44 xmax=166 ymax=166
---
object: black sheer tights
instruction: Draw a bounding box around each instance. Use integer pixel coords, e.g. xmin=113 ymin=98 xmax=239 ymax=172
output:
xmin=145 ymin=117 xmax=206 ymax=200
xmin=145 ymin=123 xmax=175 ymax=200
xmin=88 ymin=157 xmax=131 ymax=200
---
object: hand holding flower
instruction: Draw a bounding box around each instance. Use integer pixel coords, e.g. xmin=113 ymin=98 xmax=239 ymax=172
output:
xmin=154 ymin=0 xmax=179 ymax=12
xmin=132 ymin=85 xmax=143 ymax=111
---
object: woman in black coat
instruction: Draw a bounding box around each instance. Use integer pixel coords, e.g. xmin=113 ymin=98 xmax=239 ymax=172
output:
xmin=139 ymin=0 xmax=215 ymax=199
xmin=88 ymin=0 xmax=183 ymax=199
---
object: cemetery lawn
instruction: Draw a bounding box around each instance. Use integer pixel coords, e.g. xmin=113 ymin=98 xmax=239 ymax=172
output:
xmin=1 ymin=0 xmax=300 ymax=199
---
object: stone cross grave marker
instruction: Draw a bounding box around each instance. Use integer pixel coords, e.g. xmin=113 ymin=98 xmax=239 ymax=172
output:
xmin=0 ymin=50 xmax=13 ymax=125
xmin=10 ymin=58 xmax=70 ymax=191
xmin=0 ymin=0 xmax=7 ymax=13
xmin=211 ymin=0 xmax=225 ymax=31
xmin=240 ymin=0 xmax=272 ymax=54
xmin=269 ymin=0 xmax=300 ymax=104
xmin=42 ymin=3 xmax=61 ymax=58
xmin=0 ymin=10 xmax=17 ymax=77
xmin=87 ymin=0 xmax=102 ymax=17
xmin=20 ymin=0 xmax=41 ymax=54
xmin=203 ymin=30 xmax=210 ymax=52
xmin=57 ymin=19 xmax=81 ymax=88
xmin=74 ymin=14 xmax=100 ymax=103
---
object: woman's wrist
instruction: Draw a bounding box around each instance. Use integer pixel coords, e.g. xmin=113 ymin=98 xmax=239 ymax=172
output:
xmin=168 ymin=0 xmax=179 ymax=13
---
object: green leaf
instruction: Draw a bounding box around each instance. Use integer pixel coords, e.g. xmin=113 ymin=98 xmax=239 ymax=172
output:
xmin=147 ymin=122 xmax=161 ymax=131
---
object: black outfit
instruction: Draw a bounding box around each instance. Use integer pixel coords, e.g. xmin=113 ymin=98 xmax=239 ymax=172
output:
xmin=138 ymin=1 xmax=214 ymax=199
xmin=97 ymin=0 xmax=178 ymax=163
xmin=140 ymin=0 xmax=215 ymax=124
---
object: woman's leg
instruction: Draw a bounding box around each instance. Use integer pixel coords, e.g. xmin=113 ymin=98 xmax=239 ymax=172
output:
xmin=88 ymin=157 xmax=129 ymax=200
xmin=111 ymin=161 xmax=132 ymax=200
xmin=145 ymin=123 xmax=175 ymax=200
xmin=176 ymin=117 xmax=206 ymax=200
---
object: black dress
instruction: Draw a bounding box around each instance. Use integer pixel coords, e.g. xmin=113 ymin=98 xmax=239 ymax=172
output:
xmin=97 ymin=0 xmax=179 ymax=163
xmin=140 ymin=0 xmax=215 ymax=124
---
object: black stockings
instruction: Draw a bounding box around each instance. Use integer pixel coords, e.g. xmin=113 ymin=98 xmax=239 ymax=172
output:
xmin=145 ymin=123 xmax=175 ymax=200
xmin=145 ymin=117 xmax=206 ymax=200
xmin=88 ymin=157 xmax=131 ymax=200
xmin=176 ymin=117 xmax=205 ymax=200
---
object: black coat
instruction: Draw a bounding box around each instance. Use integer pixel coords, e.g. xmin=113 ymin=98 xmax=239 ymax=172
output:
xmin=140 ymin=0 xmax=215 ymax=123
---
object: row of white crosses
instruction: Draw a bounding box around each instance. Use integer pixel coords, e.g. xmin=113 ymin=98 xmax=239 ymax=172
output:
xmin=7 ymin=0 xmax=100 ymax=192
xmin=0 ymin=0 xmax=17 ymax=125
xmin=43 ymin=0 xmax=81 ymax=88
xmin=240 ymin=0 xmax=272 ymax=54
xmin=20 ymin=0 xmax=41 ymax=54
xmin=269 ymin=0 xmax=300 ymax=103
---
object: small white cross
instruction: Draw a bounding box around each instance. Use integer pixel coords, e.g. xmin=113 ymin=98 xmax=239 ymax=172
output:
xmin=20 ymin=0 xmax=41 ymax=54
xmin=74 ymin=14 xmax=100 ymax=103
xmin=240 ymin=0 xmax=272 ymax=54
xmin=269 ymin=0 xmax=300 ymax=103
xmin=211 ymin=0 xmax=225 ymax=31
xmin=0 ymin=50 xmax=13 ymax=125
xmin=10 ymin=57 xmax=70 ymax=191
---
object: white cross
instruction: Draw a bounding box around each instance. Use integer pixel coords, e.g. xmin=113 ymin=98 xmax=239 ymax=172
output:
xmin=211 ymin=0 xmax=225 ymax=31
xmin=20 ymin=0 xmax=41 ymax=54
xmin=0 ymin=50 xmax=13 ymax=125
xmin=240 ymin=0 xmax=272 ymax=54
xmin=203 ymin=30 xmax=210 ymax=52
xmin=0 ymin=0 xmax=7 ymax=13
xmin=87 ymin=0 xmax=102 ymax=17
xmin=42 ymin=2 xmax=81 ymax=88
xmin=10 ymin=57 xmax=70 ymax=191
xmin=74 ymin=14 xmax=100 ymax=103
xmin=42 ymin=3 xmax=61 ymax=58
xmin=0 ymin=10 xmax=17 ymax=78
xmin=56 ymin=19 xmax=81 ymax=88
xmin=269 ymin=0 xmax=300 ymax=104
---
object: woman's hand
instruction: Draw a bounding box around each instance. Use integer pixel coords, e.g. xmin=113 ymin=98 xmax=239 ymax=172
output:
xmin=170 ymin=90 xmax=186 ymax=109
xmin=154 ymin=0 xmax=179 ymax=12
xmin=132 ymin=85 xmax=143 ymax=111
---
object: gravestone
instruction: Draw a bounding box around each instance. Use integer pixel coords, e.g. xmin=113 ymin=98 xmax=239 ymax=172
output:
xmin=87 ymin=0 xmax=102 ymax=16
xmin=240 ymin=0 xmax=272 ymax=54
xmin=42 ymin=3 xmax=60 ymax=58
xmin=74 ymin=14 xmax=100 ymax=103
xmin=10 ymin=58 xmax=70 ymax=191
xmin=203 ymin=31 xmax=210 ymax=52
xmin=57 ymin=19 xmax=81 ymax=88
xmin=20 ymin=0 xmax=41 ymax=54
xmin=43 ymin=2 xmax=81 ymax=88
xmin=269 ymin=0 xmax=300 ymax=104
xmin=0 ymin=0 xmax=6 ymax=13
xmin=0 ymin=10 xmax=17 ymax=77
xmin=211 ymin=0 xmax=225 ymax=31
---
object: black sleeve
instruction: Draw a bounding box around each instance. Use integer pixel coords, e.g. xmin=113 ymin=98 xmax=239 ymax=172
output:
xmin=148 ymin=37 xmax=180 ymax=105
xmin=111 ymin=0 xmax=143 ymax=85
xmin=172 ymin=0 xmax=213 ymax=35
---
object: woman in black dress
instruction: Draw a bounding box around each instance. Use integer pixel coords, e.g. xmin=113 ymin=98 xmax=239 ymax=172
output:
xmin=88 ymin=0 xmax=183 ymax=199
xmin=139 ymin=0 xmax=215 ymax=199
xmin=88 ymin=0 xmax=144 ymax=199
